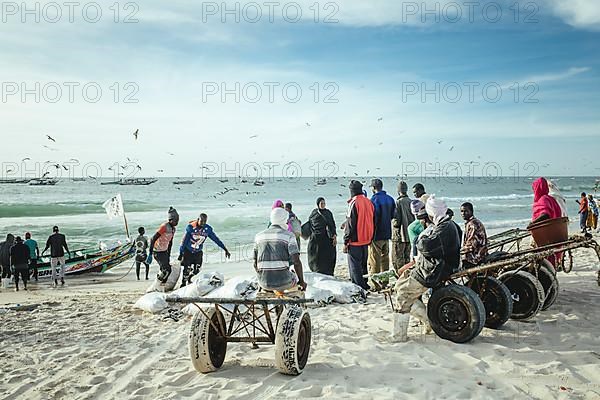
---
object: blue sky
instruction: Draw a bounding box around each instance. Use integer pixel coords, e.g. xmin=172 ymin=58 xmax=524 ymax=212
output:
xmin=0 ymin=0 xmax=599 ymax=178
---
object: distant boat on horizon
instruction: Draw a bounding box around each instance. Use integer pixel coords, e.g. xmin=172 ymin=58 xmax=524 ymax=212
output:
xmin=253 ymin=179 xmax=265 ymax=187
xmin=29 ymin=178 xmax=58 ymax=186
xmin=119 ymin=178 xmax=158 ymax=186
xmin=0 ymin=178 xmax=31 ymax=184
xmin=173 ymin=179 xmax=195 ymax=185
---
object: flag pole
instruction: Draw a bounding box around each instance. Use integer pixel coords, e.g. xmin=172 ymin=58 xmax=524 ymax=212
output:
xmin=123 ymin=213 xmax=130 ymax=239
xmin=120 ymin=194 xmax=130 ymax=239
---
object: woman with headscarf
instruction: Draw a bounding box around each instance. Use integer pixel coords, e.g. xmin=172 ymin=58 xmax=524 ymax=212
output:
xmin=531 ymin=177 xmax=562 ymax=224
xmin=530 ymin=177 xmax=563 ymax=267
xmin=307 ymin=197 xmax=337 ymax=275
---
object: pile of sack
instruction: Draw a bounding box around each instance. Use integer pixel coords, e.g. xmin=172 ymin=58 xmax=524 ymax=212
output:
xmin=133 ymin=271 xmax=367 ymax=314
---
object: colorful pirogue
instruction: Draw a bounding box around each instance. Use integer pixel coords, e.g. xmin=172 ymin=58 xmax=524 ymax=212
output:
xmin=35 ymin=243 xmax=135 ymax=279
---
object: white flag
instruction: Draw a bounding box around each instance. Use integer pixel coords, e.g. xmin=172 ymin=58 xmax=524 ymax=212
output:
xmin=102 ymin=194 xmax=124 ymax=220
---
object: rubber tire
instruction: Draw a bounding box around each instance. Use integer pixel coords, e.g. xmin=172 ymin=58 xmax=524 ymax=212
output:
xmin=536 ymin=260 xmax=559 ymax=311
xmin=468 ymin=276 xmax=513 ymax=329
xmin=188 ymin=307 xmax=227 ymax=373
xmin=498 ymin=271 xmax=544 ymax=321
xmin=427 ymin=284 xmax=486 ymax=344
xmin=274 ymin=305 xmax=312 ymax=375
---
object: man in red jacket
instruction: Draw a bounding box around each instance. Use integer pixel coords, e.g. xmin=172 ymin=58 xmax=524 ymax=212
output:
xmin=343 ymin=180 xmax=375 ymax=290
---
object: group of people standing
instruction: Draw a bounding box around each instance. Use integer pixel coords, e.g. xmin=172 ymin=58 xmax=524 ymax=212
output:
xmin=577 ymin=192 xmax=599 ymax=233
xmin=0 ymin=226 xmax=70 ymax=291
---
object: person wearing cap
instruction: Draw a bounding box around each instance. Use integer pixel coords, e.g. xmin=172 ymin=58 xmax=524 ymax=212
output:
xmin=42 ymin=226 xmax=70 ymax=287
xmin=178 ymin=213 xmax=231 ymax=287
xmin=392 ymin=181 xmax=414 ymax=271
xmin=368 ymin=179 xmax=396 ymax=279
xmin=147 ymin=207 xmax=179 ymax=284
xmin=393 ymin=195 xmax=461 ymax=342
xmin=254 ymin=207 xmax=307 ymax=292
xmin=10 ymin=236 xmax=30 ymax=291
xmin=24 ymin=232 xmax=40 ymax=281
xmin=343 ymin=180 xmax=375 ymax=291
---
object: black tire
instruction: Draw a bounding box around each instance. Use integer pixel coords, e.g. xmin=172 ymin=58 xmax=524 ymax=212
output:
xmin=536 ymin=260 xmax=559 ymax=311
xmin=427 ymin=284 xmax=486 ymax=343
xmin=467 ymin=276 xmax=513 ymax=329
xmin=274 ymin=305 xmax=312 ymax=375
xmin=188 ymin=307 xmax=227 ymax=373
xmin=498 ymin=271 xmax=544 ymax=321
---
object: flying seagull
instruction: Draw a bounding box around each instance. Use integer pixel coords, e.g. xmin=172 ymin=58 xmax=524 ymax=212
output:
xmin=377 ymin=117 xmax=383 ymax=122
xmin=46 ymin=135 xmax=56 ymax=142
xmin=449 ymin=146 xmax=454 ymax=151
xmin=249 ymin=134 xmax=258 ymax=139
xmin=21 ymin=157 xmax=30 ymax=162
xmin=133 ymin=129 xmax=139 ymax=140
xmin=306 ymin=122 xmax=311 ymax=127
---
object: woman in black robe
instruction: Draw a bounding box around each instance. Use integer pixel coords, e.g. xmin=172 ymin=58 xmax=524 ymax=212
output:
xmin=307 ymin=197 xmax=337 ymax=275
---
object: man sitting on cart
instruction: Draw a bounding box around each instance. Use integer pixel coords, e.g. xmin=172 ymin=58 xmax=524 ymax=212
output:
xmin=254 ymin=207 xmax=307 ymax=293
xmin=460 ymin=202 xmax=488 ymax=269
xmin=393 ymin=196 xmax=461 ymax=342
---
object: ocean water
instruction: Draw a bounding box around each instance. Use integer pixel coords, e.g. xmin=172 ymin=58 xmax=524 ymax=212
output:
xmin=0 ymin=177 xmax=598 ymax=264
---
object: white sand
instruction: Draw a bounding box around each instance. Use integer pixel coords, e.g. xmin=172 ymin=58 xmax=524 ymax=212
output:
xmin=1 ymin=248 xmax=600 ymax=400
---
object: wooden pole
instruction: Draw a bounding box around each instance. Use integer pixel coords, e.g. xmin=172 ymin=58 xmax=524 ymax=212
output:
xmin=123 ymin=212 xmax=130 ymax=239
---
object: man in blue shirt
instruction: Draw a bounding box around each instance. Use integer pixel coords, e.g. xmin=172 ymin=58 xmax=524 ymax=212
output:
xmin=178 ymin=213 xmax=231 ymax=287
xmin=369 ymin=179 xmax=396 ymax=278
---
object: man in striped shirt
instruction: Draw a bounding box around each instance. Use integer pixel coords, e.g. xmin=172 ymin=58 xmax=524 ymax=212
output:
xmin=254 ymin=207 xmax=307 ymax=292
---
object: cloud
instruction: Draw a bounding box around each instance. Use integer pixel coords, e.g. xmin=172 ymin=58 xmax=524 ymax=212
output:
xmin=542 ymin=0 xmax=600 ymax=30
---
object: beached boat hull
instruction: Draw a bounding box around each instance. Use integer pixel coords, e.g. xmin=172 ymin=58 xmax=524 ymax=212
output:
xmin=35 ymin=243 xmax=135 ymax=279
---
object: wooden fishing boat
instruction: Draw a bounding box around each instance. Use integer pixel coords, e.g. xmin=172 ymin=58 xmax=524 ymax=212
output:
xmin=29 ymin=179 xmax=59 ymax=186
xmin=35 ymin=242 xmax=135 ymax=279
xmin=173 ymin=179 xmax=195 ymax=185
xmin=119 ymin=178 xmax=158 ymax=186
xmin=0 ymin=178 xmax=31 ymax=184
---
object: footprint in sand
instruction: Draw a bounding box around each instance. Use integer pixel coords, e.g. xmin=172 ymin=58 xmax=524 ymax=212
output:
xmin=89 ymin=376 xmax=106 ymax=385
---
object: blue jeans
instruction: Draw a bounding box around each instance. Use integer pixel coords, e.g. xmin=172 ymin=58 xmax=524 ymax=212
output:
xmin=580 ymin=211 xmax=588 ymax=231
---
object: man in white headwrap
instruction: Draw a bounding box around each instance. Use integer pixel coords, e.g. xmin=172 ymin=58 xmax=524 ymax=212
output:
xmin=254 ymin=207 xmax=307 ymax=292
xmin=392 ymin=195 xmax=461 ymax=342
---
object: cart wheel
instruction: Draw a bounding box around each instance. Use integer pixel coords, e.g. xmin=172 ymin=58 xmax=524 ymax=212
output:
xmin=427 ymin=284 xmax=486 ymax=343
xmin=467 ymin=276 xmax=513 ymax=329
xmin=188 ymin=307 xmax=227 ymax=373
xmin=498 ymin=271 xmax=544 ymax=321
xmin=536 ymin=260 xmax=559 ymax=311
xmin=274 ymin=305 xmax=311 ymax=375
xmin=563 ymin=250 xmax=574 ymax=273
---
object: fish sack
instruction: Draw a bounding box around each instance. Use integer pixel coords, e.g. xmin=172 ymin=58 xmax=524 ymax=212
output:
xmin=134 ymin=292 xmax=168 ymax=313
xmin=146 ymin=263 xmax=182 ymax=293
xmin=172 ymin=272 xmax=224 ymax=299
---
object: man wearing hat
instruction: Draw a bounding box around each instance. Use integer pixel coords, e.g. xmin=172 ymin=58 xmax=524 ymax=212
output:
xmin=178 ymin=213 xmax=231 ymax=287
xmin=10 ymin=236 xmax=30 ymax=291
xmin=42 ymin=226 xmax=71 ymax=287
xmin=393 ymin=195 xmax=461 ymax=342
xmin=254 ymin=207 xmax=307 ymax=292
xmin=368 ymin=178 xmax=396 ymax=279
xmin=343 ymin=180 xmax=375 ymax=290
xmin=392 ymin=181 xmax=414 ymax=271
xmin=147 ymin=207 xmax=179 ymax=284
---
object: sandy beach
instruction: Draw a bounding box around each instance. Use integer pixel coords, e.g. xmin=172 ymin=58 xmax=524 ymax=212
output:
xmin=1 ymin=245 xmax=600 ymax=400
